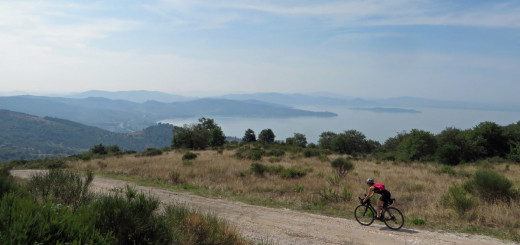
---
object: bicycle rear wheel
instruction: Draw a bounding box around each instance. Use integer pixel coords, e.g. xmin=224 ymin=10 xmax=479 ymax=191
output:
xmin=383 ymin=207 xmax=404 ymax=230
xmin=354 ymin=205 xmax=375 ymax=226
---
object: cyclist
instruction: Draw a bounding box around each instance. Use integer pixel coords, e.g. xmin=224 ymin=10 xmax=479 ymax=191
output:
xmin=361 ymin=178 xmax=391 ymax=221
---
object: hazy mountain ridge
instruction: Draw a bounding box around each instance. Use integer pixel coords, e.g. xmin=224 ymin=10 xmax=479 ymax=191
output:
xmin=0 ymin=95 xmax=337 ymax=133
xmin=0 ymin=109 xmax=174 ymax=162
xmin=69 ymin=90 xmax=193 ymax=103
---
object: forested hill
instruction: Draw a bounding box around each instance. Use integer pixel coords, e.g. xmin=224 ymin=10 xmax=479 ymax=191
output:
xmin=0 ymin=110 xmax=173 ymax=162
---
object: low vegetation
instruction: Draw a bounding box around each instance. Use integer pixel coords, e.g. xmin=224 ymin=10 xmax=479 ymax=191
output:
xmin=4 ymin=118 xmax=520 ymax=242
xmin=53 ymin=144 xmax=519 ymax=242
xmin=0 ymin=169 xmax=248 ymax=244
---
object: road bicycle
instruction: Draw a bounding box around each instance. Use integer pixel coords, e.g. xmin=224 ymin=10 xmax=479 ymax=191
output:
xmin=354 ymin=196 xmax=404 ymax=230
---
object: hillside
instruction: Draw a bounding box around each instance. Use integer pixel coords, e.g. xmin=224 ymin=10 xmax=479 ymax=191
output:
xmin=0 ymin=96 xmax=337 ymax=132
xmin=0 ymin=110 xmax=173 ymax=162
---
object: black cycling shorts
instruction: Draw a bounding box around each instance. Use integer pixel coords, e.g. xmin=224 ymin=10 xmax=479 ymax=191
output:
xmin=378 ymin=190 xmax=391 ymax=204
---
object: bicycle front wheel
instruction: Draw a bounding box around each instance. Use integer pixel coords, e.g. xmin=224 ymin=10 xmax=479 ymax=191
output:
xmin=383 ymin=207 xmax=404 ymax=230
xmin=354 ymin=205 xmax=375 ymax=226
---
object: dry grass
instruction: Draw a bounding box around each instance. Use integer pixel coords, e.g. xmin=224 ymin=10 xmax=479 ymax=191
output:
xmin=67 ymin=149 xmax=520 ymax=241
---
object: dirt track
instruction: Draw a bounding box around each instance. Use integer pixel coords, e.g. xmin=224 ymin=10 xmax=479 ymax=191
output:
xmin=11 ymin=170 xmax=516 ymax=245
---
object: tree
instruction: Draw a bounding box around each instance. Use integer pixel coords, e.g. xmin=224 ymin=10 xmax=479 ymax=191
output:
xmin=397 ymin=129 xmax=438 ymax=162
xmin=258 ymin=129 xmax=275 ymax=144
xmin=286 ymin=133 xmax=307 ymax=147
xmin=209 ymin=127 xmax=226 ymax=147
xmin=331 ymin=130 xmax=373 ymax=154
xmin=471 ymin=121 xmax=509 ymax=158
xmin=319 ymin=131 xmax=336 ymax=149
xmin=436 ymin=144 xmax=462 ymax=165
xmin=242 ymin=129 xmax=256 ymax=143
xmin=171 ymin=118 xmax=225 ymax=149
xmin=91 ymin=144 xmax=107 ymax=155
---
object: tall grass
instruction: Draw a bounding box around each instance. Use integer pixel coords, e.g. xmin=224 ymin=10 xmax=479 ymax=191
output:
xmin=1 ymin=169 xmax=250 ymax=245
xmin=67 ymin=149 xmax=520 ymax=242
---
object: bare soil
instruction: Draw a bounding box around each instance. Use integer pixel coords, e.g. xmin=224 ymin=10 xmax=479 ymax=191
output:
xmin=11 ymin=170 xmax=516 ymax=245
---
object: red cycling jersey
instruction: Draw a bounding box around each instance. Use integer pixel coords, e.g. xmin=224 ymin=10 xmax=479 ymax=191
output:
xmin=373 ymin=183 xmax=385 ymax=191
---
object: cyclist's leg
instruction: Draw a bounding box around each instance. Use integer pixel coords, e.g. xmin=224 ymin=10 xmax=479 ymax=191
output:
xmin=376 ymin=199 xmax=384 ymax=218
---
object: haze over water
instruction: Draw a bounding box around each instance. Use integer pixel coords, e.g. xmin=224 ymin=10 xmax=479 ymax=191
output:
xmin=161 ymin=106 xmax=520 ymax=144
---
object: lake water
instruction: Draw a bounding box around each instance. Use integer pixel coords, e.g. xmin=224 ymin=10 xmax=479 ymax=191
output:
xmin=160 ymin=106 xmax=520 ymax=144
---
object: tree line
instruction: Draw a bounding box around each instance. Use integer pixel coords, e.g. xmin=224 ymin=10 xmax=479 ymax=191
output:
xmin=171 ymin=118 xmax=520 ymax=165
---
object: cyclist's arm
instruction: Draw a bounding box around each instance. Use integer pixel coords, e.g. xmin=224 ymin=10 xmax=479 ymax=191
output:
xmin=362 ymin=187 xmax=375 ymax=203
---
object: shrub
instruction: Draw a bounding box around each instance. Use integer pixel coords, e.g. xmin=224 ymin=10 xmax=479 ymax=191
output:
xmin=182 ymin=152 xmax=198 ymax=160
xmin=91 ymin=144 xmax=107 ymax=155
xmin=442 ymin=185 xmax=477 ymax=215
xmin=318 ymin=187 xmax=351 ymax=202
xmin=163 ymin=204 xmax=247 ymax=245
xmin=266 ymin=149 xmax=285 ymax=157
xmin=247 ymin=150 xmax=263 ymax=160
xmin=463 ymin=171 xmax=513 ymax=202
xmin=303 ymin=148 xmax=320 ymax=158
xmin=0 ymin=193 xmax=110 ymax=244
xmin=250 ymin=163 xmax=268 ymax=176
xmin=91 ymin=186 xmax=171 ymax=245
xmin=278 ymin=168 xmax=308 ymax=179
xmin=266 ymin=165 xmax=284 ymax=174
xmin=412 ymin=218 xmax=426 ymax=225
xmin=138 ymin=148 xmax=163 ymax=157
xmin=0 ymin=168 xmax=16 ymax=198
xmin=27 ymin=169 xmax=94 ymax=212
xmin=330 ymin=158 xmax=354 ymax=177
xmin=437 ymin=165 xmax=456 ymax=176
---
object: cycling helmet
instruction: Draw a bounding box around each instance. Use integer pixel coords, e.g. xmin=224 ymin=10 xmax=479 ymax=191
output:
xmin=365 ymin=178 xmax=374 ymax=185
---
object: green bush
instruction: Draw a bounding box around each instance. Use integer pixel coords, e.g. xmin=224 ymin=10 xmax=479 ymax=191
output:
xmin=91 ymin=185 xmax=171 ymax=245
xmin=437 ymin=165 xmax=456 ymax=176
xmin=330 ymin=157 xmax=354 ymax=177
xmin=278 ymin=167 xmax=308 ymax=179
xmin=138 ymin=148 xmax=163 ymax=157
xmin=182 ymin=151 xmax=198 ymax=160
xmin=266 ymin=149 xmax=285 ymax=157
xmin=463 ymin=171 xmax=513 ymax=202
xmin=27 ymin=169 xmax=94 ymax=212
xmin=266 ymin=165 xmax=284 ymax=174
xmin=247 ymin=150 xmax=263 ymax=160
xmin=442 ymin=185 xmax=477 ymax=215
xmin=91 ymin=144 xmax=108 ymax=155
xmin=303 ymin=148 xmax=320 ymax=158
xmin=412 ymin=218 xmax=426 ymax=225
xmin=0 ymin=168 xmax=16 ymax=198
xmin=163 ymin=204 xmax=246 ymax=244
xmin=250 ymin=163 xmax=268 ymax=176
xmin=0 ymin=193 xmax=111 ymax=244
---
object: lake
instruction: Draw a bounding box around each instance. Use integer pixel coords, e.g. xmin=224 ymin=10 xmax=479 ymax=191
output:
xmin=160 ymin=106 xmax=520 ymax=144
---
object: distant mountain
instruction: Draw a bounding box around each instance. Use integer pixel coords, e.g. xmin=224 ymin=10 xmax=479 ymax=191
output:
xmin=351 ymin=107 xmax=421 ymax=114
xmin=217 ymin=93 xmax=520 ymax=112
xmin=68 ymin=90 xmax=193 ymax=103
xmin=0 ymin=110 xmax=174 ymax=162
xmin=0 ymin=96 xmax=337 ymax=133
xmin=215 ymin=92 xmax=371 ymax=107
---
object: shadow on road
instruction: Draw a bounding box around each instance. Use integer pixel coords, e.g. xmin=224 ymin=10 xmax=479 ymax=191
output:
xmin=380 ymin=227 xmax=419 ymax=234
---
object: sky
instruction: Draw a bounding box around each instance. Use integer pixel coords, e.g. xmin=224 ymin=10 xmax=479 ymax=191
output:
xmin=1 ymin=0 xmax=519 ymax=104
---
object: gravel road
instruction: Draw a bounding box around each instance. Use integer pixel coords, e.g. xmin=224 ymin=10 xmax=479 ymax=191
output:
xmin=10 ymin=170 xmax=516 ymax=245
